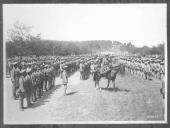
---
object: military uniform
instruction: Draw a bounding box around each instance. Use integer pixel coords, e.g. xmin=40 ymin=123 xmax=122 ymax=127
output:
xmin=24 ymin=71 xmax=32 ymax=107
xmin=43 ymin=67 xmax=48 ymax=91
xmin=79 ymin=62 xmax=85 ymax=80
xmin=60 ymin=67 xmax=68 ymax=95
xmin=11 ymin=66 xmax=16 ymax=99
xmin=17 ymin=70 xmax=25 ymax=111
xmin=31 ymin=70 xmax=37 ymax=102
xmin=11 ymin=63 xmax=20 ymax=99
xmin=39 ymin=69 xmax=44 ymax=97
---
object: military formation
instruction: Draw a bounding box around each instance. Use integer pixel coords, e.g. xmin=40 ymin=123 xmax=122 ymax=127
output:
xmin=119 ymin=55 xmax=165 ymax=81
xmin=8 ymin=55 xmax=96 ymax=111
xmin=7 ymin=54 xmax=165 ymax=111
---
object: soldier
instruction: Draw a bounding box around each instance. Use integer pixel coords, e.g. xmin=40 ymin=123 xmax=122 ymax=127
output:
xmin=43 ymin=65 xmax=48 ymax=92
xmin=160 ymin=61 xmax=165 ymax=81
xmin=11 ymin=62 xmax=20 ymax=100
xmin=31 ymin=67 xmax=37 ymax=102
xmin=60 ymin=66 xmax=68 ymax=95
xmin=38 ymin=67 xmax=44 ymax=97
xmin=155 ymin=60 xmax=161 ymax=79
xmin=157 ymin=61 xmax=162 ymax=80
xmin=79 ymin=60 xmax=84 ymax=80
xmin=51 ymin=66 xmax=56 ymax=88
xmin=90 ymin=61 xmax=95 ymax=78
xmin=147 ymin=62 xmax=152 ymax=80
xmin=24 ymin=69 xmax=32 ymax=107
xmin=11 ymin=63 xmax=16 ymax=99
xmin=160 ymin=73 xmax=165 ymax=99
xmin=17 ymin=69 xmax=26 ymax=111
xmin=144 ymin=62 xmax=148 ymax=80
xmin=47 ymin=66 xmax=53 ymax=90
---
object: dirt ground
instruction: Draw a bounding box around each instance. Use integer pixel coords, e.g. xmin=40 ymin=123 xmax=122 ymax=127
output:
xmin=3 ymin=71 xmax=165 ymax=124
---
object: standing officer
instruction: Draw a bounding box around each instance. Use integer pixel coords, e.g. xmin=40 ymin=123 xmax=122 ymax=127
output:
xmin=60 ymin=66 xmax=68 ymax=95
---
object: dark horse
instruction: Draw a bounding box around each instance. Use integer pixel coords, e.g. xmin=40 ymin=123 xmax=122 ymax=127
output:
xmin=93 ymin=64 xmax=124 ymax=89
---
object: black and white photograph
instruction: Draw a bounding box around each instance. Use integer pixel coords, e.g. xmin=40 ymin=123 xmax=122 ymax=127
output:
xmin=3 ymin=4 xmax=167 ymax=124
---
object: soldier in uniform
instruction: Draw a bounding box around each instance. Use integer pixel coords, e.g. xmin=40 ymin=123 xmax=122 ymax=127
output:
xmin=43 ymin=65 xmax=48 ymax=92
xmin=11 ymin=62 xmax=20 ymax=100
xmin=24 ymin=69 xmax=32 ymax=107
xmin=155 ymin=60 xmax=161 ymax=79
xmin=39 ymin=67 xmax=44 ymax=97
xmin=31 ymin=67 xmax=37 ymax=102
xmin=60 ymin=66 xmax=68 ymax=95
xmin=90 ymin=61 xmax=95 ymax=78
xmin=144 ymin=62 xmax=148 ymax=80
xmin=160 ymin=61 xmax=165 ymax=81
xmin=51 ymin=66 xmax=56 ymax=88
xmin=147 ymin=62 xmax=152 ymax=80
xmin=17 ymin=69 xmax=26 ymax=111
xmin=47 ymin=66 xmax=53 ymax=90
xmin=79 ymin=60 xmax=84 ymax=80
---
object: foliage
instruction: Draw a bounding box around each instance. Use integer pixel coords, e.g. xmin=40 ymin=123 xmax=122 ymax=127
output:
xmin=6 ymin=21 xmax=164 ymax=57
xmin=119 ymin=42 xmax=165 ymax=56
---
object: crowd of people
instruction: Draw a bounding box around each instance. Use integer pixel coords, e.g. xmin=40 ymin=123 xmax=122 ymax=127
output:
xmin=7 ymin=55 xmax=96 ymax=111
xmin=119 ymin=55 xmax=165 ymax=81
xmin=7 ymin=53 xmax=165 ymax=111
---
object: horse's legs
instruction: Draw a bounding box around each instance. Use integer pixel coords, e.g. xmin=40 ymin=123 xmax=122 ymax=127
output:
xmin=96 ymin=81 xmax=100 ymax=89
xmin=97 ymin=82 xmax=101 ymax=90
xmin=95 ymin=82 xmax=96 ymax=88
xmin=106 ymin=79 xmax=110 ymax=88
xmin=112 ymin=80 xmax=115 ymax=89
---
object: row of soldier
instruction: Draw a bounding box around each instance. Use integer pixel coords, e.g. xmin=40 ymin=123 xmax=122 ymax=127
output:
xmin=10 ymin=62 xmax=55 ymax=111
xmin=119 ymin=56 xmax=165 ymax=81
xmin=9 ymin=54 xmax=165 ymax=111
xmin=9 ymin=55 xmax=97 ymax=111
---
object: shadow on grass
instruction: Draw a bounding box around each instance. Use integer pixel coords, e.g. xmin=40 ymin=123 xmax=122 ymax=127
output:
xmin=31 ymin=84 xmax=63 ymax=109
xmin=101 ymin=87 xmax=130 ymax=92
xmin=66 ymin=91 xmax=79 ymax=96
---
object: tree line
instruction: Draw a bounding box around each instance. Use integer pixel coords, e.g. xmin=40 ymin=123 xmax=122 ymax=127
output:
xmin=6 ymin=21 xmax=113 ymax=57
xmin=119 ymin=42 xmax=164 ymax=56
xmin=6 ymin=39 xmax=113 ymax=57
xmin=6 ymin=21 xmax=165 ymax=58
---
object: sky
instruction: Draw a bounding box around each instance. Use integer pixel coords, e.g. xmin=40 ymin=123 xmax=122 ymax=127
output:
xmin=3 ymin=4 xmax=167 ymax=47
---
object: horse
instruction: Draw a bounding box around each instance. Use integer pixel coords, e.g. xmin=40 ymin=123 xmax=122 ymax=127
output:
xmin=93 ymin=64 xmax=124 ymax=90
